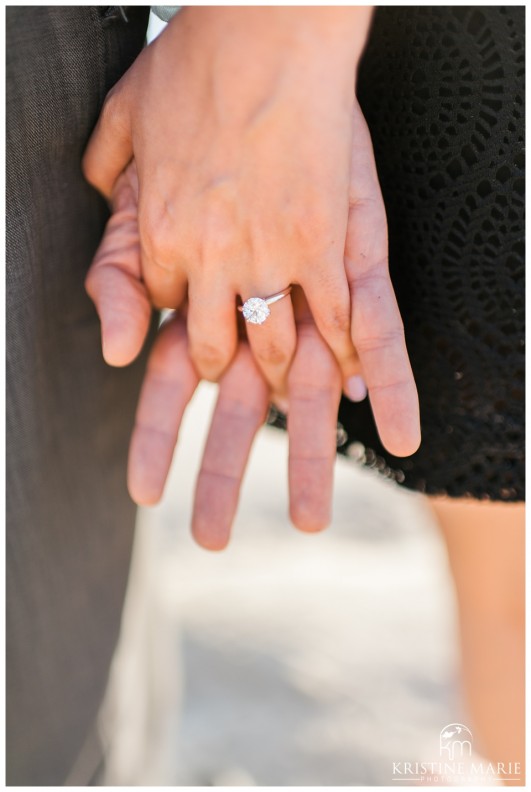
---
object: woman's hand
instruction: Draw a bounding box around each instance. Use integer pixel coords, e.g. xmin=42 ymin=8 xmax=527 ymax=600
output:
xmin=82 ymin=14 xmax=367 ymax=383
xmin=84 ymin=7 xmax=420 ymax=457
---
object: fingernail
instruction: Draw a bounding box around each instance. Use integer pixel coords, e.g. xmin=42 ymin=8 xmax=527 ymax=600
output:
xmin=346 ymin=375 xmax=367 ymax=402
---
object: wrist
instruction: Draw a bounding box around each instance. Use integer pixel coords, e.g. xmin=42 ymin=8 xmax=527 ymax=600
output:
xmin=168 ymin=6 xmax=373 ymax=69
xmin=163 ymin=7 xmax=372 ymax=120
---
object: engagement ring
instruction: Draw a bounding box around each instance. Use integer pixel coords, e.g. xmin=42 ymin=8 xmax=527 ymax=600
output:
xmin=238 ymin=286 xmax=292 ymax=325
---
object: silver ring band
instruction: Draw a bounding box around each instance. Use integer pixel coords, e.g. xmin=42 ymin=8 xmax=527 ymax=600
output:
xmin=238 ymin=286 xmax=292 ymax=325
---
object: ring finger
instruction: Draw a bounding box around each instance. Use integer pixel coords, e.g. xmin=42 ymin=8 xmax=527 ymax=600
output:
xmin=241 ymin=284 xmax=297 ymax=397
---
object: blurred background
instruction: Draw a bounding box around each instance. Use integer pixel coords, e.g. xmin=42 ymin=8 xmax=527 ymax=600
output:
xmin=97 ymin=380 xmax=464 ymax=786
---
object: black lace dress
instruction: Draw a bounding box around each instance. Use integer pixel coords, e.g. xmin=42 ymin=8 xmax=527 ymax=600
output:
xmin=271 ymin=6 xmax=525 ymax=501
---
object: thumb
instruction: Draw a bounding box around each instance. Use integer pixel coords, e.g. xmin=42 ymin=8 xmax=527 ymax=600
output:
xmin=86 ymin=264 xmax=152 ymax=367
xmin=82 ymin=78 xmax=133 ymax=200
xmin=86 ymin=168 xmax=152 ymax=366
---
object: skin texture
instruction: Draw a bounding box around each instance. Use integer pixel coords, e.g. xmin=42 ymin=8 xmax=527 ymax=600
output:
xmin=83 ymin=7 xmax=421 ymax=458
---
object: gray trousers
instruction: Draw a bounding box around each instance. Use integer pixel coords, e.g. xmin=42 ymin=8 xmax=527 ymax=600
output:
xmin=6 ymin=7 xmax=151 ymax=785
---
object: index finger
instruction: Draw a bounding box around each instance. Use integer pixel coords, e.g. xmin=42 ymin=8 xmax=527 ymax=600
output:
xmin=345 ymin=106 xmax=421 ymax=457
xmin=345 ymin=201 xmax=421 ymax=458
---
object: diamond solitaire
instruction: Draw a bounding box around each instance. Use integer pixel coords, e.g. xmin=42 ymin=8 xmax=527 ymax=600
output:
xmin=241 ymin=298 xmax=271 ymax=325
xmin=238 ymin=286 xmax=292 ymax=325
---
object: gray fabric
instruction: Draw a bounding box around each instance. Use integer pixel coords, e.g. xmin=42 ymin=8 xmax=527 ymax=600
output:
xmin=6 ymin=6 xmax=151 ymax=785
xmin=151 ymin=5 xmax=181 ymax=23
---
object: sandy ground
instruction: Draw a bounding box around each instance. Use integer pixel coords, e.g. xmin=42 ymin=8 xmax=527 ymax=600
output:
xmin=96 ymin=382 xmax=476 ymax=786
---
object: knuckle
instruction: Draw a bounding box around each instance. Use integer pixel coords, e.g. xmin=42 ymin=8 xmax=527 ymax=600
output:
xmin=356 ymin=327 xmax=405 ymax=353
xmin=371 ymin=254 xmax=390 ymax=272
xmin=254 ymin=340 xmax=291 ymax=367
xmin=350 ymin=193 xmax=387 ymax=218
xmin=319 ymin=304 xmax=351 ymax=336
xmin=362 ymin=256 xmax=390 ymax=280
xmin=191 ymin=341 xmax=231 ymax=378
xmin=348 ymin=253 xmax=390 ymax=288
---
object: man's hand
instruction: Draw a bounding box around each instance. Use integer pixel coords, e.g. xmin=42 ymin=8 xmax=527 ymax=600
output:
xmin=128 ymin=303 xmax=342 ymax=550
xmin=85 ymin=162 xmax=151 ymax=367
